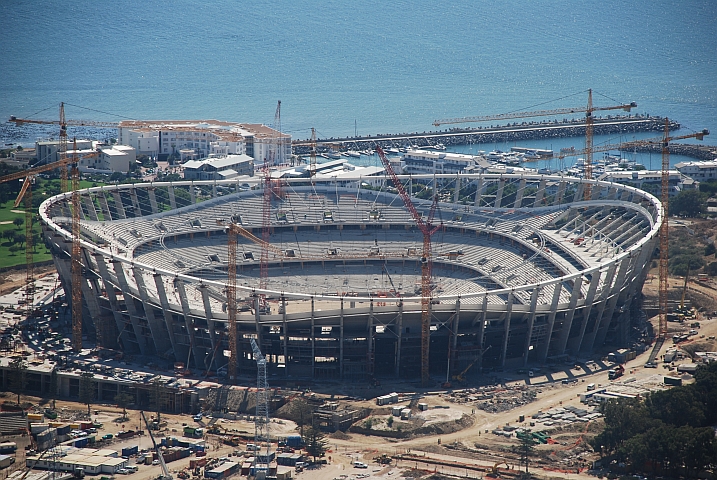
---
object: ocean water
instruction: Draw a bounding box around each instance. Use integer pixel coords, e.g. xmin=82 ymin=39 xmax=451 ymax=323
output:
xmin=1 ymin=0 xmax=716 ymax=154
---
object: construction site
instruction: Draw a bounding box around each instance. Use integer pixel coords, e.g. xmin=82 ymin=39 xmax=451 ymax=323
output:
xmin=2 ymin=93 xmax=717 ymax=480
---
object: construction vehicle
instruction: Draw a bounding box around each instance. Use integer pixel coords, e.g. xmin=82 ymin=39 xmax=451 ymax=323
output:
xmin=442 ymin=345 xmax=492 ymax=388
xmin=140 ymin=411 xmax=172 ymax=480
xmin=674 ymin=263 xmax=696 ymax=322
xmin=487 ymin=461 xmax=510 ymax=477
xmin=608 ymin=365 xmax=625 ymax=380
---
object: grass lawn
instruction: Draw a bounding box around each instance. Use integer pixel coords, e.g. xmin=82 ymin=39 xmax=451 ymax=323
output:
xmin=0 ymin=178 xmax=105 ymax=270
xmin=0 ymin=199 xmax=52 ymax=270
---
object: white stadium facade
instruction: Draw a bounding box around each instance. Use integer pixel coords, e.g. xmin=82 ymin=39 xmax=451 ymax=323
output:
xmin=40 ymin=173 xmax=660 ymax=380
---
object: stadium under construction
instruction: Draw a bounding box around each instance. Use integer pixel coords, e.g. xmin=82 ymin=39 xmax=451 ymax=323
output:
xmin=39 ymin=172 xmax=660 ymax=380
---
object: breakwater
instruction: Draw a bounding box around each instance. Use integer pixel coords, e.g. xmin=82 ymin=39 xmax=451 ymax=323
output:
xmin=620 ymin=141 xmax=717 ymax=161
xmin=293 ymin=115 xmax=678 ymax=154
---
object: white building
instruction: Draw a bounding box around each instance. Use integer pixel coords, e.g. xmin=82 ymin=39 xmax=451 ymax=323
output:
xmin=70 ymin=144 xmax=136 ymax=174
xmin=598 ymin=169 xmax=696 ymax=197
xmin=675 ymin=159 xmax=717 ymax=182
xmin=35 ymin=139 xmax=93 ymax=164
xmin=117 ymin=120 xmax=291 ymax=165
xmin=401 ymin=148 xmax=481 ymax=175
xmin=183 ymin=154 xmax=254 ymax=180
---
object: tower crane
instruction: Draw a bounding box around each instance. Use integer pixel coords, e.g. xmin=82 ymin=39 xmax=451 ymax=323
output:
xmin=140 ymin=411 xmax=172 ymax=480
xmin=654 ymin=120 xmax=709 ymax=346
xmin=250 ymin=338 xmax=271 ymax=480
xmin=227 ymin=223 xmax=239 ymax=383
xmin=3 ymin=104 xmax=102 ymax=335
xmin=432 ymin=90 xmax=637 ymax=198
xmin=376 ymin=145 xmax=441 ymax=386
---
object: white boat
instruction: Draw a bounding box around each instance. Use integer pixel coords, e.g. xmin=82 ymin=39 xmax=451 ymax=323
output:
xmin=346 ymin=151 xmax=361 ymax=158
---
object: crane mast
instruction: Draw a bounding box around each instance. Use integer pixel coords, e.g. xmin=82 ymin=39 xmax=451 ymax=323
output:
xmin=656 ymin=119 xmax=709 ymax=344
xmin=375 ymin=146 xmax=440 ymax=386
xmin=227 ymin=224 xmax=239 ymax=383
xmin=4 ymin=104 xmax=112 ymax=352
xmin=250 ymin=338 xmax=271 ymax=480
xmin=140 ymin=411 xmax=172 ymax=480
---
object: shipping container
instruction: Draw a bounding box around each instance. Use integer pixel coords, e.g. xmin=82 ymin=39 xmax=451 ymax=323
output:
xmin=664 ymin=376 xmax=683 ymax=386
xmin=190 ymin=458 xmax=208 ymax=469
xmin=27 ymin=414 xmax=44 ymax=422
xmin=0 ymin=455 xmax=16 ymax=469
xmin=74 ymin=438 xmax=89 ymax=448
xmin=0 ymin=443 xmax=17 ymax=454
xmin=285 ymin=435 xmax=302 ymax=448
xmin=122 ymin=446 xmax=139 ymax=457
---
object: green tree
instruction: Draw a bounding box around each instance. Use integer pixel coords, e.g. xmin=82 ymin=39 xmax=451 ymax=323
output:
xmin=8 ymin=357 xmax=27 ymax=405
xmin=12 ymin=217 xmax=24 ymax=229
xmin=671 ymin=189 xmax=707 ymax=217
xmin=79 ymin=372 xmax=95 ymax=416
xmin=114 ymin=391 xmax=134 ymax=420
xmin=303 ymin=425 xmax=328 ymax=463
xmin=514 ymin=432 xmax=537 ymax=474
xmin=293 ymin=398 xmax=313 ymax=438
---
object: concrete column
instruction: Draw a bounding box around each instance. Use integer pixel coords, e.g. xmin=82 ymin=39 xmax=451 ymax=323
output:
xmin=339 ymin=298 xmax=345 ymax=379
xmin=555 ymin=181 xmax=567 ymax=205
xmin=450 ymin=298 xmax=460 ymax=376
xmin=168 ymin=185 xmax=177 ymax=210
xmin=84 ymin=196 xmax=99 ymax=221
xmin=513 ymin=179 xmax=526 ymax=208
xmin=190 ymin=182 xmax=196 ymax=204
xmin=148 ymin=188 xmax=159 ymax=214
xmin=212 ymin=182 xmax=217 ymax=198
xmin=79 ymin=276 xmax=101 ymax=343
xmin=130 ymin=188 xmax=142 ymax=215
xmin=94 ymin=254 xmax=135 ymax=352
xmin=594 ymin=257 xmax=632 ymax=348
xmin=533 ymin=179 xmax=546 ymax=207
xmin=395 ymin=300 xmax=403 ymax=377
xmin=523 ymin=287 xmax=540 ymax=367
xmin=175 ymin=279 xmax=202 ymax=368
xmin=574 ymin=183 xmax=585 ymax=203
xmin=112 ymin=261 xmax=148 ymax=355
xmin=282 ymin=296 xmax=288 ymax=376
xmin=98 ymin=190 xmax=112 ymax=221
xmin=135 ymin=267 xmax=172 ymax=356
xmin=368 ymin=300 xmax=374 ymax=365
xmin=199 ymin=285 xmax=217 ymax=369
xmin=540 ymin=282 xmax=563 ymax=363
xmin=474 ymin=177 xmax=484 ymax=207
xmin=607 ymin=187 xmax=618 ymax=201
xmin=571 ymin=269 xmax=602 ymax=353
xmin=500 ymin=292 xmax=514 ymax=367
xmin=453 ymin=175 xmax=461 ymax=204
xmin=112 ymin=191 xmax=127 ymax=219
xmin=494 ymin=179 xmax=505 ymax=208
xmin=583 ymin=263 xmax=617 ymax=352
xmin=556 ymin=276 xmax=583 ymax=355
xmin=477 ymin=295 xmax=488 ymax=370
xmin=153 ymin=274 xmax=183 ymax=361
xmin=311 ymin=297 xmax=316 ymax=376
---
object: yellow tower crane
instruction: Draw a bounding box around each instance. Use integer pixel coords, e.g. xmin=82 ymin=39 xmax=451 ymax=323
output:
xmin=5 ymin=104 xmax=115 ymax=350
xmin=432 ymin=90 xmax=637 ymax=198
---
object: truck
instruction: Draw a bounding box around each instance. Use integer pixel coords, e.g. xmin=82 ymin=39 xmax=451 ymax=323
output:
xmin=608 ymin=365 xmax=625 ymax=380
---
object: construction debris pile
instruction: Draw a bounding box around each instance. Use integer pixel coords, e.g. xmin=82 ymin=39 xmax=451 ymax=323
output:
xmin=443 ymin=385 xmax=539 ymax=413
xmin=531 ymin=406 xmax=602 ymax=428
